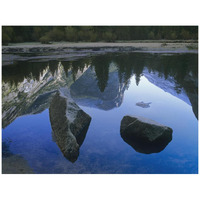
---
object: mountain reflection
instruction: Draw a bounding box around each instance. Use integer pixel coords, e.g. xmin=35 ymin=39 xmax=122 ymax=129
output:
xmin=71 ymin=53 xmax=198 ymax=117
xmin=70 ymin=61 xmax=128 ymax=110
xmin=2 ymin=53 xmax=198 ymax=129
xmin=2 ymin=58 xmax=92 ymax=85
xmin=2 ymin=59 xmax=91 ymax=128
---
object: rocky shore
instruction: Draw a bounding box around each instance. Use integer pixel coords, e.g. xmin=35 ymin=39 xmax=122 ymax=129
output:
xmin=2 ymin=42 xmax=198 ymax=66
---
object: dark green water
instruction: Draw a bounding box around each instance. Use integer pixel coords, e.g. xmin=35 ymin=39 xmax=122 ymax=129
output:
xmin=2 ymin=53 xmax=198 ymax=173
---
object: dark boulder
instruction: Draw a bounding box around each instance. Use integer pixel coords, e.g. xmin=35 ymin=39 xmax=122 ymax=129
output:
xmin=120 ymin=115 xmax=173 ymax=154
xmin=49 ymin=88 xmax=91 ymax=162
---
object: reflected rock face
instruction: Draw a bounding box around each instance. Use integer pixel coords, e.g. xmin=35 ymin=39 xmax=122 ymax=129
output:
xmin=70 ymin=65 xmax=128 ymax=110
xmin=143 ymin=67 xmax=198 ymax=119
xmin=49 ymin=89 xmax=91 ymax=162
xmin=2 ymin=62 xmax=89 ymax=128
xmin=120 ymin=116 xmax=173 ymax=154
xmin=143 ymin=68 xmax=191 ymax=105
xmin=2 ymin=64 xmax=67 ymax=128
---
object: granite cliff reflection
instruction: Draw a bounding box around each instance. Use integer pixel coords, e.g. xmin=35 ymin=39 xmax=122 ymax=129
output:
xmin=2 ymin=59 xmax=91 ymax=128
xmin=71 ymin=54 xmax=198 ymax=117
xmin=2 ymin=53 xmax=198 ymax=165
xmin=2 ymin=53 xmax=198 ymax=129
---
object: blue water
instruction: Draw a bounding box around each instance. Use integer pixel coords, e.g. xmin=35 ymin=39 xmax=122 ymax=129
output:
xmin=2 ymin=53 xmax=198 ymax=174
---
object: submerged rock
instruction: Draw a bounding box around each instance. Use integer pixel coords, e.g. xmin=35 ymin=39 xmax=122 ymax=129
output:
xmin=49 ymin=88 xmax=91 ymax=162
xmin=136 ymin=101 xmax=151 ymax=108
xmin=2 ymin=155 xmax=34 ymax=174
xmin=120 ymin=115 xmax=173 ymax=154
xmin=2 ymin=141 xmax=33 ymax=174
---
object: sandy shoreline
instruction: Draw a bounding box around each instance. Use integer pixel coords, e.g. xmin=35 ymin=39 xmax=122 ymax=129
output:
xmin=2 ymin=41 xmax=198 ymax=50
xmin=2 ymin=41 xmax=198 ymax=66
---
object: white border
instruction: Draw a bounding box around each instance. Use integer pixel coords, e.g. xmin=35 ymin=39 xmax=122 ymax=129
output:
xmin=0 ymin=1 xmax=199 ymax=200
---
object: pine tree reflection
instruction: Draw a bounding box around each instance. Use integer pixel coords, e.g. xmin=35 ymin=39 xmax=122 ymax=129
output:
xmin=2 ymin=61 xmax=48 ymax=85
xmin=91 ymin=56 xmax=111 ymax=92
xmin=113 ymin=54 xmax=144 ymax=86
xmin=2 ymin=53 xmax=198 ymax=123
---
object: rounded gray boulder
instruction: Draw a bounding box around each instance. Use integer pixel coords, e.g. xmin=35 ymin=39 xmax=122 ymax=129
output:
xmin=120 ymin=115 xmax=173 ymax=154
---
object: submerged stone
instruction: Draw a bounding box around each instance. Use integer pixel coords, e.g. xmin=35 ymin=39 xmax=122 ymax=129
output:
xmin=136 ymin=101 xmax=151 ymax=108
xmin=2 ymin=141 xmax=33 ymax=174
xmin=120 ymin=115 xmax=173 ymax=154
xmin=49 ymin=88 xmax=91 ymax=162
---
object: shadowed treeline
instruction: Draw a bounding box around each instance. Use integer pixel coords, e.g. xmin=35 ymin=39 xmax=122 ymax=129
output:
xmin=2 ymin=26 xmax=198 ymax=45
xmin=3 ymin=53 xmax=198 ymax=93
xmin=2 ymin=58 xmax=92 ymax=86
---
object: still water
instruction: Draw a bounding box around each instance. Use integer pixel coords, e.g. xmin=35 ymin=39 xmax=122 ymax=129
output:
xmin=2 ymin=53 xmax=198 ymax=174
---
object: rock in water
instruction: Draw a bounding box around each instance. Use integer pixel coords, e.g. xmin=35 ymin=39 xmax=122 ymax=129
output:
xmin=136 ymin=101 xmax=151 ymax=108
xmin=120 ymin=115 xmax=173 ymax=154
xmin=49 ymin=88 xmax=91 ymax=162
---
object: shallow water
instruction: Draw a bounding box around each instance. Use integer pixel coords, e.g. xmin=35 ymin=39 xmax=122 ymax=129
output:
xmin=2 ymin=53 xmax=198 ymax=174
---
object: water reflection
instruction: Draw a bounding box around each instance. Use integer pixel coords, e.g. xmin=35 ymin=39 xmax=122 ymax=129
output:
xmin=92 ymin=56 xmax=110 ymax=92
xmin=70 ymin=64 xmax=128 ymax=110
xmin=2 ymin=52 xmax=198 ymax=173
xmin=2 ymin=53 xmax=198 ymax=129
xmin=2 ymin=59 xmax=90 ymax=128
xmin=71 ymin=53 xmax=198 ymax=117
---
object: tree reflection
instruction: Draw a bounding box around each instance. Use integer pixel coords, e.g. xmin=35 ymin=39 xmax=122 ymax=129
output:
xmin=91 ymin=56 xmax=111 ymax=92
xmin=2 ymin=61 xmax=48 ymax=85
xmin=3 ymin=53 xmax=197 ymax=92
xmin=113 ymin=54 xmax=144 ymax=86
xmin=2 ymin=53 xmax=198 ymax=123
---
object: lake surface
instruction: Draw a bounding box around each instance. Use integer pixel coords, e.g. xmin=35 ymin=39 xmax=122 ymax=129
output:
xmin=2 ymin=52 xmax=198 ymax=174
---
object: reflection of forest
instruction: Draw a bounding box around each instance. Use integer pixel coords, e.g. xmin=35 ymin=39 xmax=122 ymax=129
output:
xmin=70 ymin=53 xmax=197 ymax=117
xmin=101 ymin=53 xmax=198 ymax=118
xmin=2 ymin=53 xmax=198 ymax=128
xmin=3 ymin=53 xmax=198 ymax=92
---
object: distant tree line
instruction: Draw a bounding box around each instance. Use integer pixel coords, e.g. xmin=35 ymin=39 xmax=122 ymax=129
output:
xmin=2 ymin=26 xmax=198 ymax=45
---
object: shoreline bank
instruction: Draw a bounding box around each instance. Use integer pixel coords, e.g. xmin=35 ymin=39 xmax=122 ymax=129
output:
xmin=2 ymin=42 xmax=198 ymax=66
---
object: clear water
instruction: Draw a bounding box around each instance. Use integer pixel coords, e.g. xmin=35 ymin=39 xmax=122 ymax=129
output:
xmin=2 ymin=53 xmax=198 ymax=174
